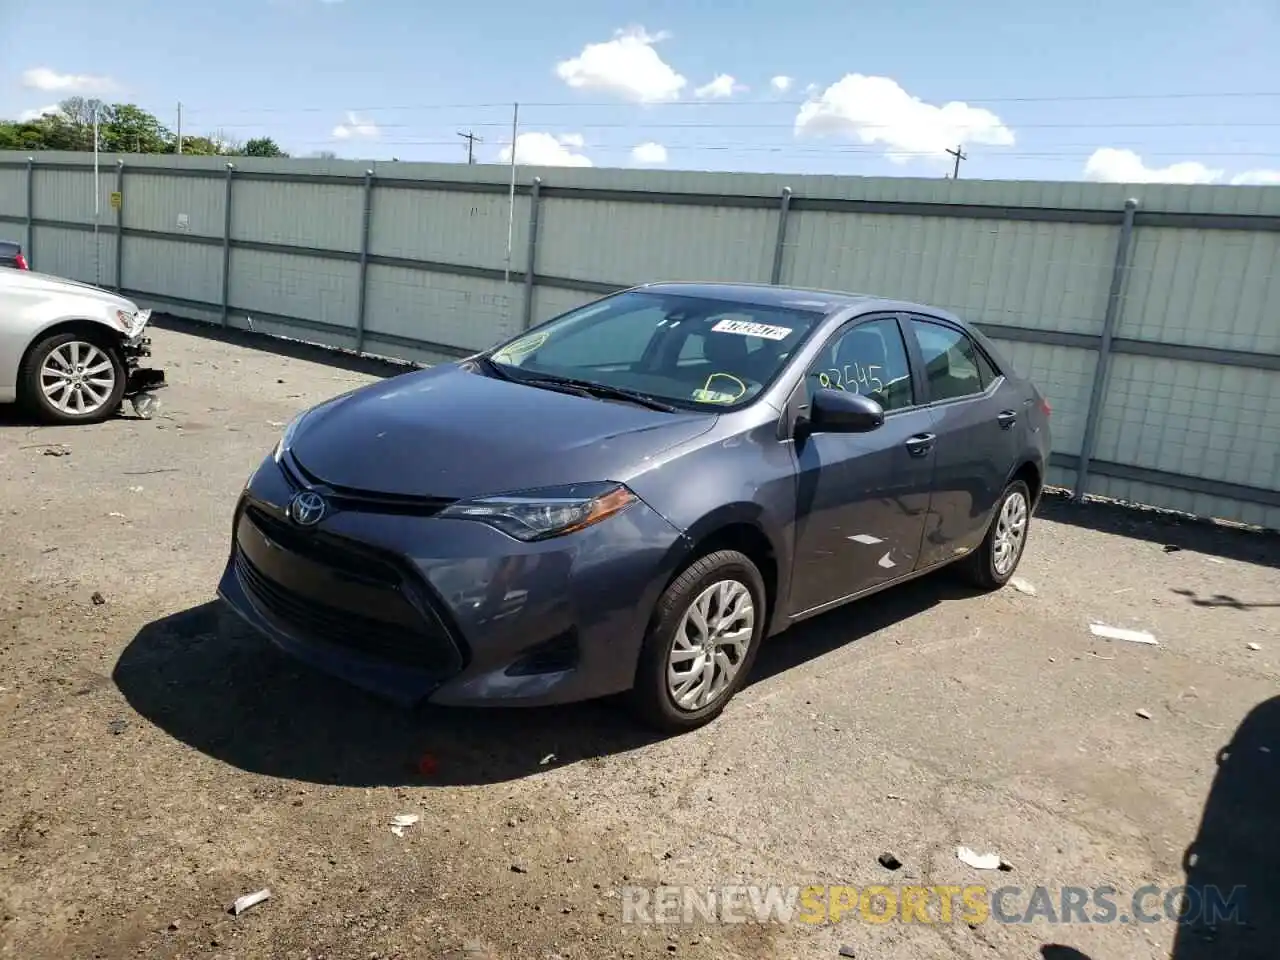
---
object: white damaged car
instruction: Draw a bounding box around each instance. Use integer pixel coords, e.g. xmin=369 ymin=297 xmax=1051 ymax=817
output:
xmin=0 ymin=268 xmax=165 ymax=424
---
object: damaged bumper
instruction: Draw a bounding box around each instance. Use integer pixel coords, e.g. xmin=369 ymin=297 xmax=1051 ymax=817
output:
xmin=121 ymin=316 xmax=166 ymax=398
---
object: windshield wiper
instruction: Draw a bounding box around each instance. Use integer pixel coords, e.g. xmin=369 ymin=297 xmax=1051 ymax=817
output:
xmin=522 ymin=373 xmax=677 ymax=412
xmin=472 ymin=354 xmax=517 ymax=381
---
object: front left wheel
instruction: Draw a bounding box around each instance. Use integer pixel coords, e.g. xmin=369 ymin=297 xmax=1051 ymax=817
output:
xmin=630 ymin=549 xmax=767 ymax=733
xmin=19 ymin=331 xmax=126 ymax=425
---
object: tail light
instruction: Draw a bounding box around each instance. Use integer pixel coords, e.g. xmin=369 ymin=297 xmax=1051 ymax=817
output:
xmin=1038 ymin=395 xmax=1051 ymax=416
xmin=14 ymin=251 xmax=29 ymax=270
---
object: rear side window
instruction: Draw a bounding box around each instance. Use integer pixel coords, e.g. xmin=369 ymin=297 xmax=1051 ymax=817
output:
xmin=909 ymin=319 xmax=999 ymax=402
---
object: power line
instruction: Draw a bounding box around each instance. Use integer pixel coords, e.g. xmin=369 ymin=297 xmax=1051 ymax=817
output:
xmin=178 ymin=90 xmax=1280 ymax=115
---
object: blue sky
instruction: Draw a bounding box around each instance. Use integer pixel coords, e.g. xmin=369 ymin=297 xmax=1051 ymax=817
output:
xmin=3 ymin=0 xmax=1279 ymax=184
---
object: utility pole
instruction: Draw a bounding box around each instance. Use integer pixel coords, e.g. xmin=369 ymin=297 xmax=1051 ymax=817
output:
xmin=176 ymin=102 xmax=182 ymax=154
xmin=945 ymin=144 xmax=967 ymax=179
xmin=457 ymin=130 xmax=482 ymax=164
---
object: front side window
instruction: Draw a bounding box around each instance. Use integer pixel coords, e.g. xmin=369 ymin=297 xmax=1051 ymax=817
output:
xmin=805 ymin=317 xmax=914 ymax=412
xmin=909 ymin=319 xmax=995 ymax=402
xmin=487 ymin=291 xmax=826 ymax=409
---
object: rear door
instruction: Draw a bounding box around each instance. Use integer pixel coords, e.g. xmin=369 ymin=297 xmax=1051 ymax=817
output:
xmin=787 ymin=314 xmax=937 ymax=615
xmin=904 ymin=314 xmax=1021 ymax=569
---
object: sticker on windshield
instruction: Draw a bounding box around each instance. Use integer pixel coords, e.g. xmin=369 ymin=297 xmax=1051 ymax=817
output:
xmin=711 ymin=318 xmax=793 ymax=341
xmin=692 ymin=388 xmax=738 ymax=403
xmin=693 ymin=372 xmax=747 ymax=404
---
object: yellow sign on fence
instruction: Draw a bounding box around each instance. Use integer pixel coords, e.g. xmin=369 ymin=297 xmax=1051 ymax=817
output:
xmin=109 ymin=191 xmax=122 ymax=210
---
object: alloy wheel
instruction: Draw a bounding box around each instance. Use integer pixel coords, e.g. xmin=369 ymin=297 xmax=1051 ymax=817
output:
xmin=666 ymin=579 xmax=755 ymax=711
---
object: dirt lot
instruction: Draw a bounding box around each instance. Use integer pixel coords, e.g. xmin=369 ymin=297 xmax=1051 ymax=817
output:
xmin=1 ymin=320 xmax=1277 ymax=960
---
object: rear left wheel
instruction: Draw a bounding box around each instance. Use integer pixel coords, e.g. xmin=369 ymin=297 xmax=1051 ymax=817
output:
xmin=959 ymin=479 xmax=1031 ymax=590
xmin=19 ymin=331 xmax=126 ymax=425
xmin=630 ymin=549 xmax=767 ymax=733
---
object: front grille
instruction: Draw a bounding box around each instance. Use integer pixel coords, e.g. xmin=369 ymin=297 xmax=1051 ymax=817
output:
xmin=235 ymin=507 xmax=462 ymax=673
xmin=284 ymin=453 xmax=455 ymax=517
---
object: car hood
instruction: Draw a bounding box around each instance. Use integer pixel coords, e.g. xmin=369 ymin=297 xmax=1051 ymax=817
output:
xmin=5 ymin=269 xmax=137 ymax=312
xmin=289 ymin=363 xmax=718 ymax=500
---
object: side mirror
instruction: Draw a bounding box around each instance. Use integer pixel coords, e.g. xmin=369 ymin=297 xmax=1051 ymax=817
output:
xmin=808 ymin=388 xmax=884 ymax=433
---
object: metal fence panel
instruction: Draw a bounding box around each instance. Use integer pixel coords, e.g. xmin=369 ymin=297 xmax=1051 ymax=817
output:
xmin=2 ymin=150 xmax=1277 ymax=527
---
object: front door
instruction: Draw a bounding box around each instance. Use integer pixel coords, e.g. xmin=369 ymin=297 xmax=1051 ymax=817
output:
xmin=787 ymin=315 xmax=937 ymax=616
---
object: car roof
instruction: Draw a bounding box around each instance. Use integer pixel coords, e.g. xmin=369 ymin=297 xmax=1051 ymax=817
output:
xmin=635 ymin=280 xmax=960 ymax=323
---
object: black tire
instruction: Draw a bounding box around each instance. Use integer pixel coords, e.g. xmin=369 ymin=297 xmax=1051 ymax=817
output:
xmin=630 ymin=549 xmax=767 ymax=734
xmin=19 ymin=330 xmax=126 ymax=425
xmin=958 ymin=478 xmax=1033 ymax=590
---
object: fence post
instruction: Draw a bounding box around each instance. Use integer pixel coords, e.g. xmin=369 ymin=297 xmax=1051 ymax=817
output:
xmin=770 ymin=187 xmax=792 ymax=284
xmin=221 ymin=163 xmax=234 ymax=328
xmin=1074 ymin=197 xmax=1139 ymax=501
xmin=354 ymin=168 xmax=374 ymax=355
xmin=522 ymin=177 xmax=542 ymax=329
xmin=25 ymin=157 xmax=34 ymax=270
xmin=114 ymin=160 xmax=124 ymax=293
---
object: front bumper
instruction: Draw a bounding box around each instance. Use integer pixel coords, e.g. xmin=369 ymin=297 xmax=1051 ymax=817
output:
xmin=217 ymin=454 xmax=691 ymax=708
xmin=122 ymin=334 xmax=165 ymax=398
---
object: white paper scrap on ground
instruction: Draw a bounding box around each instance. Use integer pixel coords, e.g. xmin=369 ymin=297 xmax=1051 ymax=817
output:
xmin=390 ymin=813 xmax=420 ymax=837
xmin=1089 ymin=622 xmax=1158 ymax=645
xmin=231 ymin=888 xmax=271 ymax=916
xmin=1010 ymin=577 xmax=1037 ymax=596
xmin=956 ymin=846 xmax=1006 ymax=870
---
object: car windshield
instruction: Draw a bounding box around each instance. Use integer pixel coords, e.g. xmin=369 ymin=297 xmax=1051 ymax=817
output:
xmin=483 ymin=290 xmax=827 ymax=409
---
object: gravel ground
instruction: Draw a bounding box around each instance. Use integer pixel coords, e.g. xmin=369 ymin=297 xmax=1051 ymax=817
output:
xmin=1 ymin=320 xmax=1277 ymax=960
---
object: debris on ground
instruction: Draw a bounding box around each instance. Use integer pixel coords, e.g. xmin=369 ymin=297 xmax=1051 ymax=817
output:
xmin=42 ymin=446 xmax=71 ymax=457
xmin=1162 ymin=544 xmax=1182 ymax=553
xmin=956 ymin=846 xmax=1012 ymax=871
xmin=1247 ymin=642 xmax=1262 ymax=651
xmin=390 ymin=814 xmax=420 ymax=837
xmin=1010 ymin=577 xmax=1037 ymax=596
xmin=838 ymin=946 xmax=857 ymax=958
xmin=877 ymin=852 xmax=902 ymax=870
xmin=230 ymin=888 xmax=270 ymax=916
xmin=1089 ymin=622 xmax=1158 ymax=645
xmin=510 ymin=862 xmax=529 ymax=873
xmin=1136 ymin=709 xmax=1152 ymax=720
xmin=539 ymin=753 xmax=556 ymax=765
xmin=128 ymin=486 xmax=144 ymax=494
xmin=90 ymin=591 xmax=105 ymax=606
xmin=107 ymin=512 xmax=126 ymax=519
xmin=107 ymin=719 xmax=128 ymax=735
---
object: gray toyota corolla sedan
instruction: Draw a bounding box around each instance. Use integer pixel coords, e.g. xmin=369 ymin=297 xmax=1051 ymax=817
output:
xmin=218 ymin=282 xmax=1051 ymax=731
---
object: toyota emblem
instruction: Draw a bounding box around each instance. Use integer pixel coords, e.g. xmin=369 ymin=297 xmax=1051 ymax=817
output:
xmin=288 ymin=491 xmax=327 ymax=526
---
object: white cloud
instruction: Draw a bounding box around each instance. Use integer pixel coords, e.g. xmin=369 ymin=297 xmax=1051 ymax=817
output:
xmin=630 ymin=141 xmax=668 ymax=165
xmin=1230 ymin=169 xmax=1280 ymax=186
xmin=554 ymin=26 xmax=687 ymax=103
xmin=499 ymin=132 xmax=593 ymax=167
xmin=794 ymin=74 xmax=1014 ymax=163
xmin=694 ymin=74 xmax=745 ymax=99
xmin=332 ymin=112 xmax=379 ymax=139
xmin=770 ymin=76 xmax=793 ymax=93
xmin=18 ymin=104 xmax=60 ymax=121
xmin=21 ymin=67 xmax=115 ymax=94
xmin=1084 ymin=148 xmax=1223 ymax=184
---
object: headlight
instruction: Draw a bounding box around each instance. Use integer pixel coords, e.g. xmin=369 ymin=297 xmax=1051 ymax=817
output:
xmin=272 ymin=411 xmax=308 ymax=462
xmin=439 ymin=482 xmax=638 ymax=541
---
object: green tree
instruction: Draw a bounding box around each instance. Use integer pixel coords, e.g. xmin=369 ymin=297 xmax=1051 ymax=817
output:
xmin=244 ymin=137 xmax=287 ymax=158
xmin=100 ymin=103 xmax=171 ymax=154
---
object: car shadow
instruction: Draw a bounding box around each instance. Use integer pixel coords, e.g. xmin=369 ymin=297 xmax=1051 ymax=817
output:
xmin=1170 ymin=694 xmax=1280 ymax=959
xmin=112 ymin=574 xmax=965 ymax=788
xmin=150 ymin=313 xmax=417 ymax=382
xmin=1037 ymin=489 xmax=1279 ymax=569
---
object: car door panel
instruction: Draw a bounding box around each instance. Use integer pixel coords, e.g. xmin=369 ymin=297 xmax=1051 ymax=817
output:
xmin=906 ymin=316 xmax=1020 ymax=569
xmin=786 ymin=315 xmax=935 ymax=616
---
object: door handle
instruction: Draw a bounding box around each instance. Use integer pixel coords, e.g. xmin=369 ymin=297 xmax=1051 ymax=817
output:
xmin=997 ymin=410 xmax=1018 ymax=429
xmin=904 ymin=433 xmax=936 ymax=457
